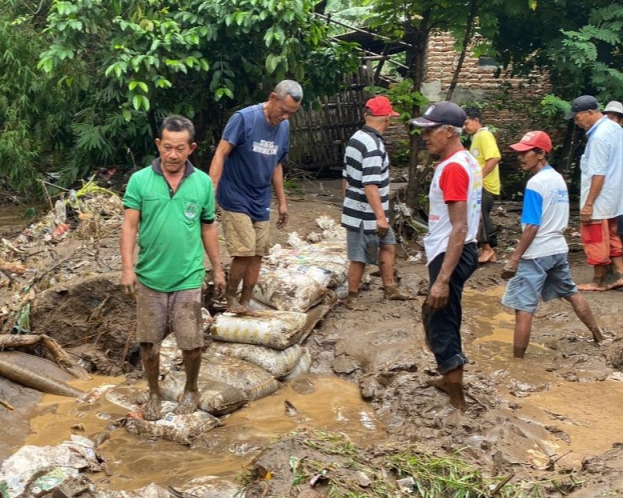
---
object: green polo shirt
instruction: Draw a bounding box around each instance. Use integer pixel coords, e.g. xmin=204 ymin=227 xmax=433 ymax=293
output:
xmin=123 ymin=159 xmax=215 ymax=292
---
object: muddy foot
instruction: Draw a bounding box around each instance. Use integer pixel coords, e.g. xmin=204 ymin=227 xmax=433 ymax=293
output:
xmin=383 ymin=286 xmax=415 ymax=301
xmin=607 ymin=274 xmax=623 ymax=291
xmin=174 ymin=391 xmax=199 ymax=415
xmin=344 ymin=297 xmax=367 ymax=311
xmin=142 ymin=394 xmax=163 ymax=421
xmin=427 ymin=378 xmax=467 ymax=410
xmin=578 ymin=281 xmax=607 ymax=292
xmin=227 ymin=296 xmax=259 ymax=316
xmin=478 ymin=250 xmax=497 ymax=264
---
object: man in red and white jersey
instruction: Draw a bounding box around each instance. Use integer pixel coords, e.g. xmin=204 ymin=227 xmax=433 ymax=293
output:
xmin=411 ymin=101 xmax=482 ymax=410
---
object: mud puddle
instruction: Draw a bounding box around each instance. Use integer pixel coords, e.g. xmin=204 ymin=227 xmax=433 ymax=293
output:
xmin=464 ymin=287 xmax=623 ymax=469
xmin=26 ymin=373 xmax=384 ymax=490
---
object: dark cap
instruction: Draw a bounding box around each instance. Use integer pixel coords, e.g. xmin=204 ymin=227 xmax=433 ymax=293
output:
xmin=409 ymin=101 xmax=467 ymax=128
xmin=509 ymin=131 xmax=552 ymax=153
xmin=365 ymin=96 xmax=399 ymax=117
xmin=564 ymin=95 xmax=599 ymax=120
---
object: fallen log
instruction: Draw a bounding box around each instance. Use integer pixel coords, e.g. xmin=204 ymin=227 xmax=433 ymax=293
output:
xmin=0 ymin=352 xmax=84 ymax=397
xmin=0 ymin=333 xmax=90 ymax=380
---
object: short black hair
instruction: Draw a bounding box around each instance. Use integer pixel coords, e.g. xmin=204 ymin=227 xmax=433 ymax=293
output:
xmin=160 ymin=115 xmax=195 ymax=143
xmin=464 ymin=107 xmax=481 ymax=120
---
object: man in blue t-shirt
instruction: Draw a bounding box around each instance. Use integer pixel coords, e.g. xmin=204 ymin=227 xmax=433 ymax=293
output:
xmin=501 ymin=131 xmax=604 ymax=359
xmin=210 ymin=80 xmax=303 ymax=315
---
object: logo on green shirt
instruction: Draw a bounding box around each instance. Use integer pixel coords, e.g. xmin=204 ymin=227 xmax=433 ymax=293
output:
xmin=185 ymin=202 xmax=197 ymax=219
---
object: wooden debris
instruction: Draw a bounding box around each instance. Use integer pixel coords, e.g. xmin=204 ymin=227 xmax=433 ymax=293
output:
xmin=0 ymin=333 xmax=90 ymax=380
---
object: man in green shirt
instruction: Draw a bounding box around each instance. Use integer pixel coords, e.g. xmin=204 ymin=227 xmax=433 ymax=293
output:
xmin=121 ymin=115 xmax=225 ymax=421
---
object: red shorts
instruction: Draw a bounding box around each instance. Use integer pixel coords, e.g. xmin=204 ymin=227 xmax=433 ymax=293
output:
xmin=581 ymin=218 xmax=623 ymax=266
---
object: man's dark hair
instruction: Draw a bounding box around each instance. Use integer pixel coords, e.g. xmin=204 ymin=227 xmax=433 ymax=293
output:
xmin=160 ymin=115 xmax=195 ymax=143
xmin=532 ymin=147 xmax=550 ymax=160
xmin=464 ymin=107 xmax=482 ymax=121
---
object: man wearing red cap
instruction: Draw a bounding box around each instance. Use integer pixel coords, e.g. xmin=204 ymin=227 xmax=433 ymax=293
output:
xmin=501 ymin=131 xmax=604 ymax=358
xmin=341 ymin=95 xmax=414 ymax=310
xmin=410 ymin=101 xmax=482 ymax=410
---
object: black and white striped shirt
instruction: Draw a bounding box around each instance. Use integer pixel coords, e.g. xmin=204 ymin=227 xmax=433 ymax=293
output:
xmin=341 ymin=126 xmax=390 ymax=233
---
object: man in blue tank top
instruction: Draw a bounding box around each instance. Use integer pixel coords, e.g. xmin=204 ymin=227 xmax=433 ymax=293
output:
xmin=210 ymin=80 xmax=303 ymax=315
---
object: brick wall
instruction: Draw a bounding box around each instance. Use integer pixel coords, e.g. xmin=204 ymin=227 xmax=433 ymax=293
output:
xmin=382 ymin=33 xmax=561 ymax=197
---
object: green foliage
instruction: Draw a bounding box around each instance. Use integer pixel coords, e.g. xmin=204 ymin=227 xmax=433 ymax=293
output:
xmin=2 ymin=0 xmax=360 ymax=194
xmin=0 ymin=2 xmax=67 ymax=196
xmin=491 ymin=1 xmax=623 ymax=100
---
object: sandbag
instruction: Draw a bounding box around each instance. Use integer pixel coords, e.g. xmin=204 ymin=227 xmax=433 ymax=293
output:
xmin=201 ymin=352 xmax=280 ymax=401
xmin=125 ymin=405 xmax=220 ymax=446
xmin=211 ymin=310 xmax=307 ymax=350
xmin=253 ymin=267 xmax=327 ymax=312
xmin=281 ymin=347 xmax=312 ymax=381
xmin=210 ymin=342 xmax=303 ymax=379
xmin=160 ymin=370 xmax=248 ymax=415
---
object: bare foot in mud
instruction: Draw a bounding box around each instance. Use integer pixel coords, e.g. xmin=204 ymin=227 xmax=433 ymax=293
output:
xmin=174 ymin=391 xmax=199 ymax=415
xmin=427 ymin=378 xmax=467 ymax=410
xmin=578 ymin=280 xmax=607 ymax=292
xmin=142 ymin=394 xmax=163 ymax=421
xmin=607 ymin=274 xmax=623 ymax=291
xmin=226 ymin=296 xmax=259 ymax=316
xmin=344 ymin=297 xmax=367 ymax=311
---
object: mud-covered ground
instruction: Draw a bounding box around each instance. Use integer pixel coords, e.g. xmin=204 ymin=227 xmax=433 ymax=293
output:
xmin=2 ymin=174 xmax=623 ymax=497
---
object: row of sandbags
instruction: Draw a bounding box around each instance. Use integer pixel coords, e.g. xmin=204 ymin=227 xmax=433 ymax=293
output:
xmin=108 ymin=218 xmax=348 ymax=445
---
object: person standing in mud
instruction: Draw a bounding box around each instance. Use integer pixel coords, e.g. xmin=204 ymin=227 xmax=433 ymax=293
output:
xmin=463 ymin=107 xmax=501 ymax=265
xmin=121 ymin=115 xmax=226 ymax=421
xmin=501 ymin=131 xmax=605 ymax=358
xmin=341 ymin=95 xmax=414 ymax=310
xmin=565 ymin=95 xmax=623 ymax=291
xmin=209 ymin=80 xmax=302 ymax=316
xmin=410 ymin=102 xmax=482 ymax=411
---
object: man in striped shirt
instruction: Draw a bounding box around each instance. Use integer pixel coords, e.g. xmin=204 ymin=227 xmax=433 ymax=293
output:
xmin=341 ymin=96 xmax=414 ymax=310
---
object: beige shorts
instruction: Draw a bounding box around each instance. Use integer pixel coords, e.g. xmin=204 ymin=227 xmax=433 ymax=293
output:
xmin=221 ymin=210 xmax=271 ymax=257
xmin=136 ymin=281 xmax=204 ymax=350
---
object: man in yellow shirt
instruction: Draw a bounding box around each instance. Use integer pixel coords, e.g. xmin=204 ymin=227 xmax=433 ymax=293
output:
xmin=464 ymin=108 xmax=502 ymax=263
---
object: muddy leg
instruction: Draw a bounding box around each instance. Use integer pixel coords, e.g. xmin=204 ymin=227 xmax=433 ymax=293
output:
xmin=513 ymin=310 xmax=533 ymax=358
xmin=141 ymin=343 xmax=163 ymax=421
xmin=238 ymin=255 xmax=262 ymax=317
xmin=565 ymin=293 xmax=604 ymax=343
xmin=428 ymin=366 xmax=466 ymax=410
xmin=226 ymin=256 xmax=258 ymax=316
xmin=174 ymin=347 xmax=202 ymax=415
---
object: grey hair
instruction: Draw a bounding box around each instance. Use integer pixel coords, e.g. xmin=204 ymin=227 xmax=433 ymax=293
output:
xmin=274 ymin=80 xmax=303 ymax=102
xmin=441 ymin=124 xmax=463 ymax=136
xmin=160 ymin=115 xmax=195 ymax=143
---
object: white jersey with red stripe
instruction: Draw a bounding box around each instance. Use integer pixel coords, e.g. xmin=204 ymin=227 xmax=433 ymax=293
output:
xmin=424 ymin=149 xmax=483 ymax=265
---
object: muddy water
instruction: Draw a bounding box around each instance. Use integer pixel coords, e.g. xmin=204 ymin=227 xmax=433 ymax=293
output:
xmin=27 ymin=373 xmax=383 ymax=490
xmin=465 ymin=287 xmax=623 ymax=468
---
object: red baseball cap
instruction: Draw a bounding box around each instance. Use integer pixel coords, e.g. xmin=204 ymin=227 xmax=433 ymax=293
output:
xmin=509 ymin=131 xmax=552 ymax=153
xmin=365 ymin=96 xmax=399 ymax=117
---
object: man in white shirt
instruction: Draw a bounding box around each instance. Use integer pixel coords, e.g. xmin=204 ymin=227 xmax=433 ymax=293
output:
xmin=565 ymin=95 xmax=623 ymax=291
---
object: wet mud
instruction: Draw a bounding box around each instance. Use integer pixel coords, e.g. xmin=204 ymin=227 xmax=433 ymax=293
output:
xmin=2 ymin=180 xmax=623 ymax=496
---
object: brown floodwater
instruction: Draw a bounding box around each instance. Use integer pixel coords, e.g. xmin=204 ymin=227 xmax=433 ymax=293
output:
xmin=26 ymin=373 xmax=383 ymax=490
xmin=465 ymin=287 xmax=623 ymax=468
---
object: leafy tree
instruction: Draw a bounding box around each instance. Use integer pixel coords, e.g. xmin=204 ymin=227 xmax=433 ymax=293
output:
xmin=4 ymin=0 xmax=359 ymax=191
xmin=0 ymin=1 xmax=72 ymax=197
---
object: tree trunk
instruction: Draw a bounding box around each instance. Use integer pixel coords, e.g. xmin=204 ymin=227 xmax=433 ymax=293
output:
xmin=404 ymin=12 xmax=431 ymax=210
xmin=446 ymin=0 xmax=478 ymax=101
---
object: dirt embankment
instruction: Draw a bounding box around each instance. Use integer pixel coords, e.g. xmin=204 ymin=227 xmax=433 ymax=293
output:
xmin=2 ymin=177 xmax=623 ymax=497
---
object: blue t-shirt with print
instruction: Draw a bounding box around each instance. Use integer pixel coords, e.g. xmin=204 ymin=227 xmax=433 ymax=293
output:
xmin=217 ymin=104 xmax=290 ymax=221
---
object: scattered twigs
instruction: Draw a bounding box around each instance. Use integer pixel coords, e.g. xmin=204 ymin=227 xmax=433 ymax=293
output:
xmin=490 ymin=474 xmax=514 ymax=497
xmin=0 ymin=397 xmax=14 ymax=410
